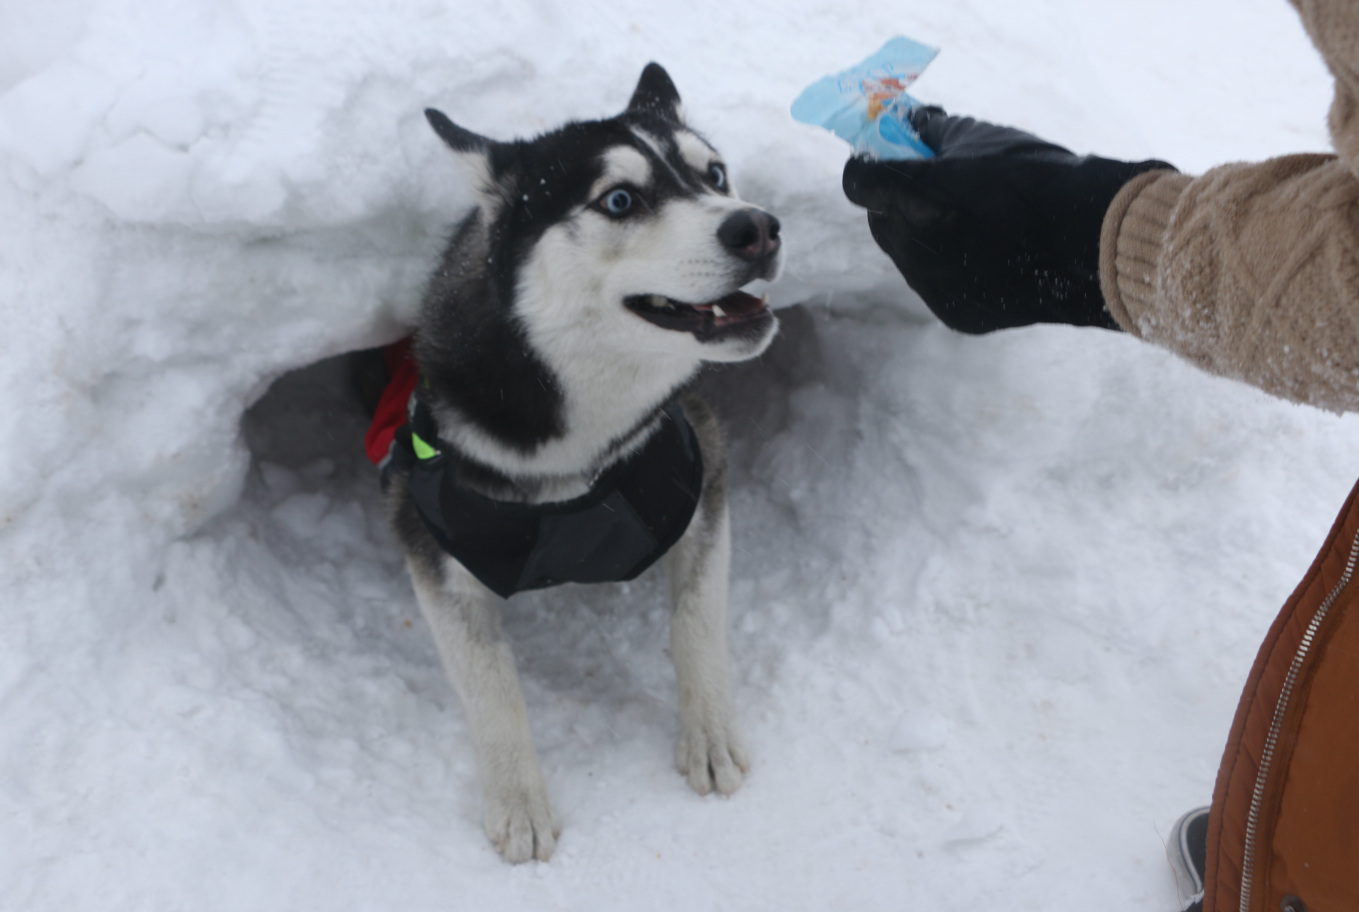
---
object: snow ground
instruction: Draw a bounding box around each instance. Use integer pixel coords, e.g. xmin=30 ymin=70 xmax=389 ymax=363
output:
xmin=1 ymin=1 xmax=1354 ymax=910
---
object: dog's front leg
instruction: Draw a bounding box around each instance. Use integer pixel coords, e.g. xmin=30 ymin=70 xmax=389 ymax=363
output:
xmin=665 ymin=483 xmax=750 ymax=797
xmin=408 ymin=555 xmax=559 ymax=862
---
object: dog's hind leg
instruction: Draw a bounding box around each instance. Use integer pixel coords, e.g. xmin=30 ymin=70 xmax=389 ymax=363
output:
xmin=665 ymin=401 xmax=750 ymax=797
xmin=407 ymin=555 xmax=559 ymax=862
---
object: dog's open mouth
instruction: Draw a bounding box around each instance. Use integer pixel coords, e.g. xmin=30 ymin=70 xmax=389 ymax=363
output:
xmin=624 ymin=290 xmax=772 ymax=341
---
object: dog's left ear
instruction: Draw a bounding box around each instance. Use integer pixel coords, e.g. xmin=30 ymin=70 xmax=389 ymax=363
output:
xmin=426 ymin=108 xmax=491 ymax=155
xmin=626 ymin=63 xmax=684 ymax=122
xmin=426 ymin=108 xmax=510 ymax=211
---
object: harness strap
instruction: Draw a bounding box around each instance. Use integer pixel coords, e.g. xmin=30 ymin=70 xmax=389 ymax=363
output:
xmin=363 ymin=338 xmax=419 ymax=473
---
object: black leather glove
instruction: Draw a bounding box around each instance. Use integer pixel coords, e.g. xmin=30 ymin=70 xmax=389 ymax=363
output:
xmin=843 ymin=107 xmax=1174 ymax=334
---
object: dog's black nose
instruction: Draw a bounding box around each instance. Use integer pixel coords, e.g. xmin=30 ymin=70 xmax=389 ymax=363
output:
xmin=718 ymin=208 xmax=781 ymax=262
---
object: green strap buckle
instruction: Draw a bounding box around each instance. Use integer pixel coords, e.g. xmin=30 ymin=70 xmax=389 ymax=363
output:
xmin=411 ymin=432 xmax=438 ymax=460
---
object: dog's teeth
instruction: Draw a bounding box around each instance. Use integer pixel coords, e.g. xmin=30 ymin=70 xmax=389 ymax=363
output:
xmin=761 ymin=293 xmax=770 ymax=306
xmin=712 ymin=304 xmax=727 ymax=318
xmin=649 ymin=295 xmax=669 ymax=310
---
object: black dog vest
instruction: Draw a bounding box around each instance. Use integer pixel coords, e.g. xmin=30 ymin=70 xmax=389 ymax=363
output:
xmin=391 ymin=393 xmax=704 ymax=599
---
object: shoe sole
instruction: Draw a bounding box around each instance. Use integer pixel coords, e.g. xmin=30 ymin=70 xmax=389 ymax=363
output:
xmin=1168 ymin=805 xmax=1210 ymax=900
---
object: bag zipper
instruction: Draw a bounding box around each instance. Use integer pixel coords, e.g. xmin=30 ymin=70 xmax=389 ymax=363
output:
xmin=1239 ymin=525 xmax=1359 ymax=912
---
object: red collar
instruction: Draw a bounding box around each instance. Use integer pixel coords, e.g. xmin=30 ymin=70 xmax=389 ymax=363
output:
xmin=363 ymin=338 xmax=419 ymax=466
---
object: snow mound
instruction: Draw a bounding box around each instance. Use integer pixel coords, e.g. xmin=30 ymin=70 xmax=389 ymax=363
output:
xmin=2 ymin=1 xmax=1353 ymax=910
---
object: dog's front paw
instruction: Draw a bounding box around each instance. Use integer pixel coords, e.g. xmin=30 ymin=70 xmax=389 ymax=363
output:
xmin=676 ymin=715 xmax=750 ymax=797
xmin=484 ymin=786 xmax=560 ymax=863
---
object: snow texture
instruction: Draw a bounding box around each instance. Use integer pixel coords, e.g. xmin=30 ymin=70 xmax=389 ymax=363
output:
xmin=0 ymin=1 xmax=1353 ymax=910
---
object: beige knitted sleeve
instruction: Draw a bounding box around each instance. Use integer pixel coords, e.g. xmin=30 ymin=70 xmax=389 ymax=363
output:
xmin=1097 ymin=0 xmax=1359 ymax=414
xmin=1099 ymin=156 xmax=1359 ymax=413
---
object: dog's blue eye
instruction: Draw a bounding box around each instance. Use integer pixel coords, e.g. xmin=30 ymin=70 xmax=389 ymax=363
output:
xmin=708 ymin=164 xmax=726 ymax=189
xmin=602 ymin=188 xmax=633 ymax=215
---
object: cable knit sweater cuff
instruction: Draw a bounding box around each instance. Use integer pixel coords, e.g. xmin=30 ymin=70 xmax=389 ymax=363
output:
xmin=1099 ymin=169 xmax=1193 ymax=337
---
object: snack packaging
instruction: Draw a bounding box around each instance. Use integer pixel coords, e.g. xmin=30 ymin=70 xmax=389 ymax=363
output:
xmin=790 ymin=36 xmax=940 ymax=160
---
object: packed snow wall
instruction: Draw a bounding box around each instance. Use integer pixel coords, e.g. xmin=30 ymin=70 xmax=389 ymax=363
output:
xmin=4 ymin=1 xmax=1357 ymax=910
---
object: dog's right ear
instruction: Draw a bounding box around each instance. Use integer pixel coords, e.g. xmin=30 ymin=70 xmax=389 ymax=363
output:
xmin=425 ymin=108 xmax=506 ymax=210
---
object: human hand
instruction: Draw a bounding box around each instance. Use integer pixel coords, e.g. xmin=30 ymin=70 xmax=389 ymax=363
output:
xmin=843 ymin=107 xmax=1173 ymax=333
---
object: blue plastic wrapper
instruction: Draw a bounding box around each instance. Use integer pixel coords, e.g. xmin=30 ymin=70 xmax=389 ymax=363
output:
xmin=791 ymin=36 xmax=940 ymax=160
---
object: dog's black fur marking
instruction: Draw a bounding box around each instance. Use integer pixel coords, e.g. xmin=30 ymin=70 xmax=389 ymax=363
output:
xmin=414 ymin=210 xmax=566 ymax=455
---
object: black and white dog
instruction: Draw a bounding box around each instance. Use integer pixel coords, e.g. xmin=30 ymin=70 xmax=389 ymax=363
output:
xmin=388 ymin=63 xmax=781 ymax=862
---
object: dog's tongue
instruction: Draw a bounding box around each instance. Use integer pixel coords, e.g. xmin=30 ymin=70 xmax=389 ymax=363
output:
xmin=719 ymin=290 xmax=768 ymax=315
xmin=693 ymin=290 xmax=767 ymax=317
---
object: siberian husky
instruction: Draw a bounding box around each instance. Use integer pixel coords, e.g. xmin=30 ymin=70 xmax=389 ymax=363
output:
xmin=382 ymin=64 xmax=781 ymax=862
